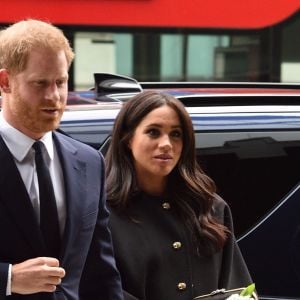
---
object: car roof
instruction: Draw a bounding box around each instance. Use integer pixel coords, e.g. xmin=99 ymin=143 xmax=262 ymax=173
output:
xmin=1 ymin=73 xmax=300 ymax=112
xmin=66 ymin=73 xmax=300 ymax=109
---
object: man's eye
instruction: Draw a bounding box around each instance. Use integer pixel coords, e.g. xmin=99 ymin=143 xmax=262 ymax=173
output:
xmin=35 ymin=80 xmax=46 ymax=86
xmin=56 ymin=80 xmax=66 ymax=87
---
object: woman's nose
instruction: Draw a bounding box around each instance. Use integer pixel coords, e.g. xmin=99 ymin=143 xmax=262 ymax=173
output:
xmin=158 ymin=135 xmax=172 ymax=150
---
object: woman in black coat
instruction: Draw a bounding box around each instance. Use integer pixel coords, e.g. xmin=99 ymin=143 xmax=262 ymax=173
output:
xmin=105 ymin=91 xmax=253 ymax=300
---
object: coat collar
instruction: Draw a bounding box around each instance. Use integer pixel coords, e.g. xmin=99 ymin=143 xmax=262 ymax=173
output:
xmin=52 ymin=132 xmax=87 ymax=262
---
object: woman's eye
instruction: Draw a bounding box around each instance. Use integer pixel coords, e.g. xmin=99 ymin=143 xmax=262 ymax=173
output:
xmin=171 ymin=130 xmax=182 ymax=138
xmin=147 ymin=129 xmax=160 ymax=137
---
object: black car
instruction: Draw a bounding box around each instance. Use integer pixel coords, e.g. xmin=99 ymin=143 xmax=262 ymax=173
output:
xmin=39 ymin=74 xmax=300 ymax=299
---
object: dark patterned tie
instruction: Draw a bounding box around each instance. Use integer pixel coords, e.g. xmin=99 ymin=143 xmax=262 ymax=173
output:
xmin=33 ymin=141 xmax=61 ymax=258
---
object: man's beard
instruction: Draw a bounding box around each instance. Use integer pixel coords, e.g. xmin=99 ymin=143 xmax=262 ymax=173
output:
xmin=11 ymin=90 xmax=65 ymax=135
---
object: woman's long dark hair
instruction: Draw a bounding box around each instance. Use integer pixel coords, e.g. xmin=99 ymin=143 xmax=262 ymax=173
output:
xmin=105 ymin=91 xmax=229 ymax=253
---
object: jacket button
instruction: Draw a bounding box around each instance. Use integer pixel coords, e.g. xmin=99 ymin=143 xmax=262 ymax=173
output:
xmin=162 ymin=202 xmax=171 ymax=209
xmin=177 ymin=282 xmax=187 ymax=290
xmin=173 ymin=241 xmax=182 ymax=249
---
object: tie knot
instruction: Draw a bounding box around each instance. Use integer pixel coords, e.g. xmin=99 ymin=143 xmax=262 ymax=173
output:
xmin=33 ymin=141 xmax=44 ymax=154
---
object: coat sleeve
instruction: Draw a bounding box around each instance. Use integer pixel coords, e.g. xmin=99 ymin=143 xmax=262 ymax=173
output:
xmin=123 ymin=290 xmax=140 ymax=300
xmin=0 ymin=263 xmax=9 ymax=296
xmin=79 ymin=152 xmax=123 ymax=300
xmin=217 ymin=200 xmax=254 ymax=289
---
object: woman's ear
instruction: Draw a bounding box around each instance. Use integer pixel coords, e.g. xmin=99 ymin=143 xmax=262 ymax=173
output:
xmin=0 ymin=69 xmax=11 ymax=93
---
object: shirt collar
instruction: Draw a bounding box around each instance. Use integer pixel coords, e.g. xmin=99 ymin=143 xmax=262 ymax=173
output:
xmin=0 ymin=113 xmax=54 ymax=162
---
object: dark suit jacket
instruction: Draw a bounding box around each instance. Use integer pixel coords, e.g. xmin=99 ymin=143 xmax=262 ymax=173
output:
xmin=0 ymin=132 xmax=123 ymax=300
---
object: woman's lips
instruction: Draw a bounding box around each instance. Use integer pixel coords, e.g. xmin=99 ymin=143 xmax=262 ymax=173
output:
xmin=154 ymin=154 xmax=172 ymax=160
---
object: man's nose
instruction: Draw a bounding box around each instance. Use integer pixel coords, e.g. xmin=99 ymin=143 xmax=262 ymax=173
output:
xmin=45 ymin=83 xmax=60 ymax=101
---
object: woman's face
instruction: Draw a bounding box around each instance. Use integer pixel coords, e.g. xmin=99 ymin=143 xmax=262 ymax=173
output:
xmin=129 ymin=105 xmax=183 ymax=188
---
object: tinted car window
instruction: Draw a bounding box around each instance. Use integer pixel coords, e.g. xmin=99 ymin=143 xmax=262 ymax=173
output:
xmin=195 ymin=131 xmax=300 ymax=237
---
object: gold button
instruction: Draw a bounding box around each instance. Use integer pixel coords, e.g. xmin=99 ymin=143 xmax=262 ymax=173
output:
xmin=173 ymin=241 xmax=182 ymax=249
xmin=162 ymin=202 xmax=171 ymax=209
xmin=177 ymin=282 xmax=187 ymax=290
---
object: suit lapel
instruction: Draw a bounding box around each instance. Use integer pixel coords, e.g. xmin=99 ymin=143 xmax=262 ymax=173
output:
xmin=0 ymin=136 xmax=46 ymax=255
xmin=53 ymin=133 xmax=87 ymax=262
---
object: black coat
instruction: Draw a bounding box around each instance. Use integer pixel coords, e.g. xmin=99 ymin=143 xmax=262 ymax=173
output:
xmin=109 ymin=193 xmax=252 ymax=300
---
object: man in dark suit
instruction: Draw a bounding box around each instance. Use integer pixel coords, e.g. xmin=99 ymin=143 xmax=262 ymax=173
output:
xmin=0 ymin=19 xmax=123 ymax=300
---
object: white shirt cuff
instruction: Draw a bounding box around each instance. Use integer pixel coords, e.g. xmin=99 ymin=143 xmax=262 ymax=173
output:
xmin=6 ymin=264 xmax=12 ymax=296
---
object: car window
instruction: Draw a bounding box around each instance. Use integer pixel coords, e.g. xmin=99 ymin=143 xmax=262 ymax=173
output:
xmin=195 ymin=130 xmax=300 ymax=237
xmin=59 ymin=123 xmax=112 ymax=150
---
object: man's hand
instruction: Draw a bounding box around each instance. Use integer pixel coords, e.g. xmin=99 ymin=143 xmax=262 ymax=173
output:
xmin=11 ymin=257 xmax=66 ymax=295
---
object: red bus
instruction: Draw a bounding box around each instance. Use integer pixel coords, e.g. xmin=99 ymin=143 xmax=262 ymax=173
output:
xmin=1 ymin=1 xmax=300 ymax=89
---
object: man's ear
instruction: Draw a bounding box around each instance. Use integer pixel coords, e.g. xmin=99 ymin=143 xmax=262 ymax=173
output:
xmin=0 ymin=69 xmax=11 ymax=93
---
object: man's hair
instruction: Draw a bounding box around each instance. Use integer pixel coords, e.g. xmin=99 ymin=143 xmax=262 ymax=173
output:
xmin=0 ymin=19 xmax=75 ymax=74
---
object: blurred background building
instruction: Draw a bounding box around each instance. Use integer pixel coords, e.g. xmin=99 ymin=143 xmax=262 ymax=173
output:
xmin=1 ymin=1 xmax=299 ymax=89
